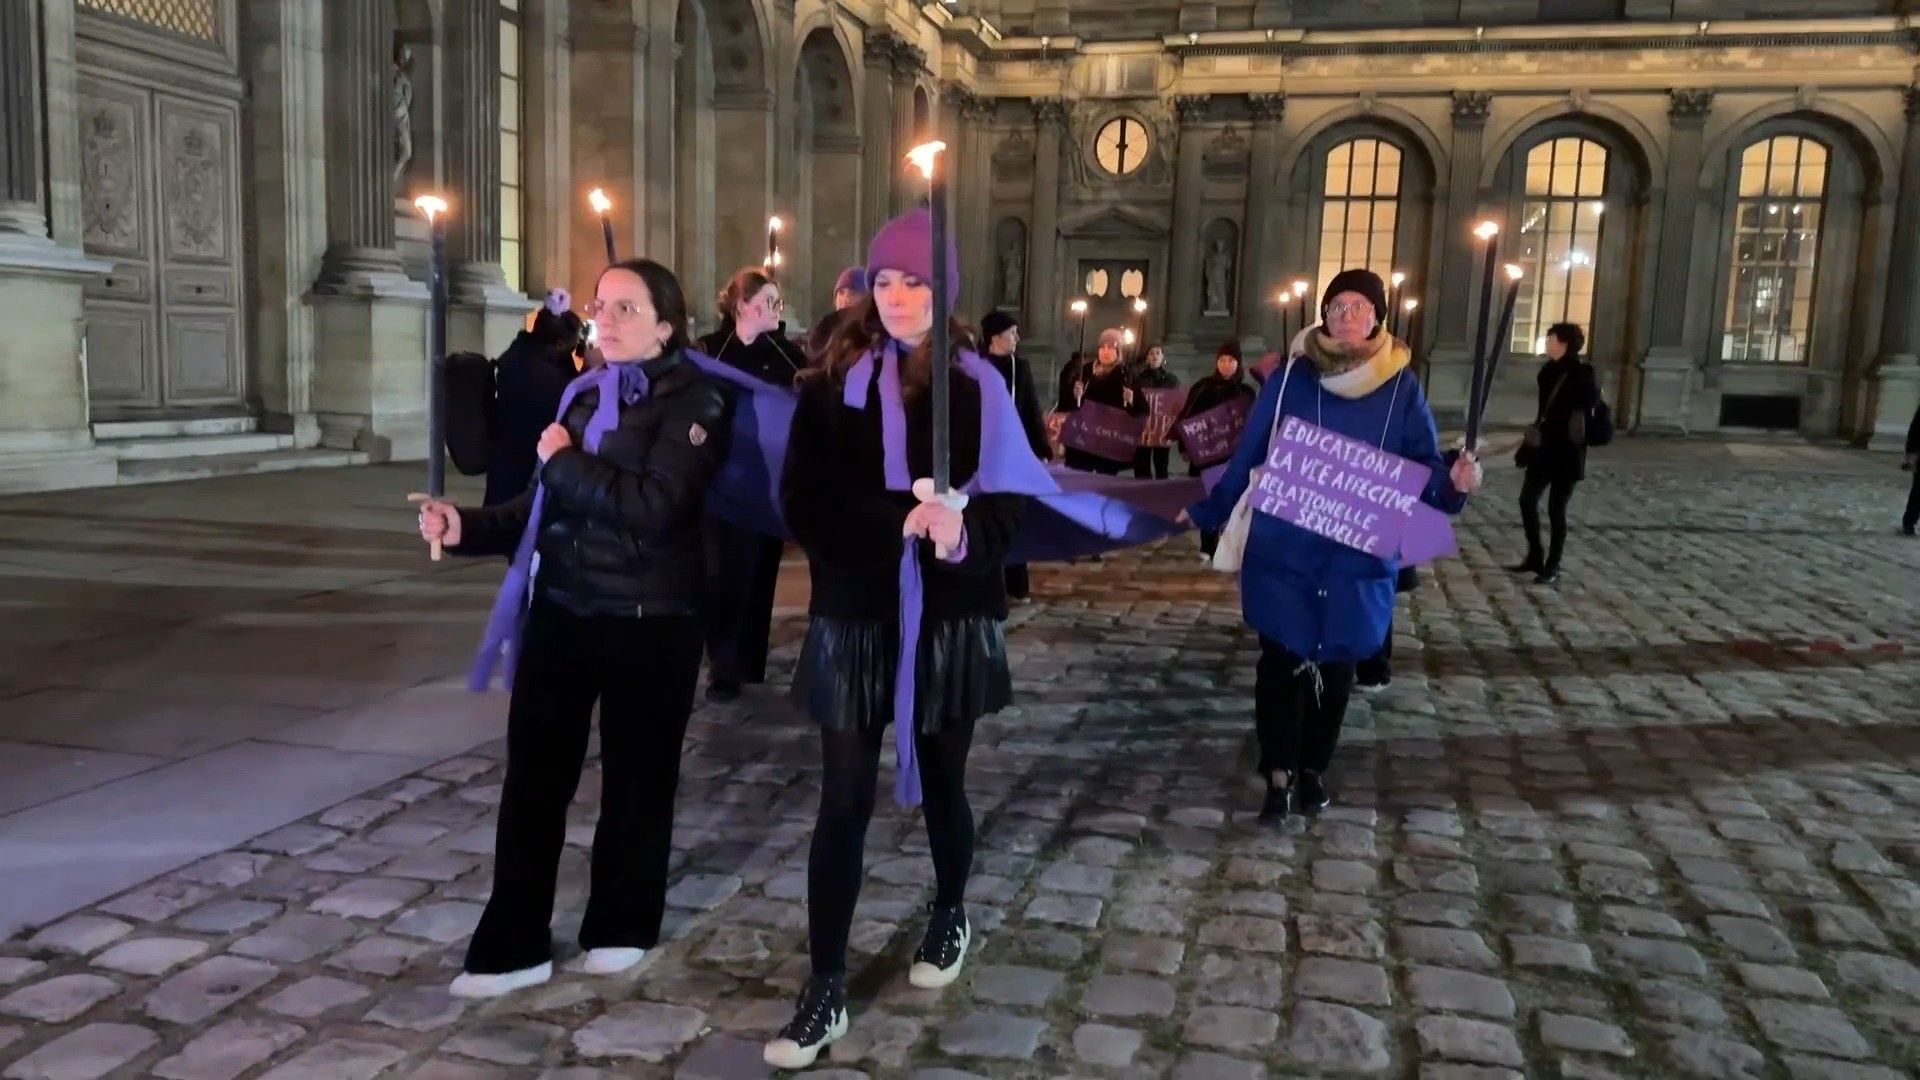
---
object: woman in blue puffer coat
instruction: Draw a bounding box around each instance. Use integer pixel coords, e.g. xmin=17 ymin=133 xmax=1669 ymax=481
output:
xmin=1185 ymin=269 xmax=1482 ymax=823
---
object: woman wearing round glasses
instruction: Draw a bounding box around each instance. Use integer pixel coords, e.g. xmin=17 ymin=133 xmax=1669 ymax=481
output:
xmin=415 ymin=258 xmax=733 ymax=998
xmin=696 ymin=268 xmax=809 ymax=703
xmin=1184 ymin=269 xmax=1482 ymax=824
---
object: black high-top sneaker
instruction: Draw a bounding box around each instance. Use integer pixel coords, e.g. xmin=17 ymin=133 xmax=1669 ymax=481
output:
xmin=1296 ymin=769 xmax=1331 ymax=814
xmin=908 ymin=902 xmax=971 ymax=989
xmin=763 ymin=974 xmax=848 ymax=1070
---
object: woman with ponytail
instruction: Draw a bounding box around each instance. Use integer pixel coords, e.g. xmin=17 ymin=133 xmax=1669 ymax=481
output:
xmin=763 ymin=210 xmax=1028 ymax=1070
xmin=697 ymin=269 xmax=807 ymax=701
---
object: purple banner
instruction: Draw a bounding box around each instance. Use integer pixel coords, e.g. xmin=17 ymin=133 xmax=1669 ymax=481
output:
xmin=1060 ymin=402 xmax=1145 ymax=464
xmin=1140 ymin=388 xmax=1188 ymax=448
xmin=1248 ymin=415 xmax=1457 ymax=564
xmin=1176 ymin=397 xmax=1250 ymax=467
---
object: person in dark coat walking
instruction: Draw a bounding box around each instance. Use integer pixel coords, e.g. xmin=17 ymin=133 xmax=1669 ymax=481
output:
xmin=698 ymin=269 xmax=809 ymax=702
xmin=980 ymin=310 xmax=1048 ymax=601
xmin=807 ymin=266 xmax=867 ymax=364
xmin=1132 ymin=344 xmax=1182 ymax=479
xmin=1508 ymin=323 xmax=1601 ymax=586
xmin=1176 ymin=341 xmax=1256 ymax=560
xmin=1058 ymin=328 xmax=1146 ymax=475
xmin=415 ymin=258 xmax=732 ymax=999
xmin=1902 ymin=401 xmax=1920 ymax=536
xmin=764 ymin=210 xmax=1026 ymax=1070
xmin=486 ymin=292 xmax=585 ymax=506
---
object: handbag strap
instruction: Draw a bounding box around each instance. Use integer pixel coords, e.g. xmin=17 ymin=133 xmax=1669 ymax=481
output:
xmin=1536 ymin=371 xmax=1571 ymax=424
xmin=1261 ymin=358 xmax=1298 ymax=452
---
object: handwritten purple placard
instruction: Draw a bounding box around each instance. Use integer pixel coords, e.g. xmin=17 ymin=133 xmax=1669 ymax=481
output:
xmin=1140 ymin=388 xmax=1187 ymax=448
xmin=1059 ymin=402 xmax=1145 ymax=464
xmin=1248 ymin=415 xmax=1457 ymax=564
xmin=1175 ymin=397 xmax=1250 ymax=467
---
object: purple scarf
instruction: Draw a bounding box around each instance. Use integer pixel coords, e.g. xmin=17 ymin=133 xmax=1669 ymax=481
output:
xmin=468 ymin=360 xmax=652 ymax=691
xmin=842 ymin=342 xmax=1057 ymax=806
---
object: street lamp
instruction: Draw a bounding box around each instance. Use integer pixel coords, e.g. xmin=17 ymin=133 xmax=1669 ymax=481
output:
xmin=1131 ymin=297 xmax=1148 ymax=359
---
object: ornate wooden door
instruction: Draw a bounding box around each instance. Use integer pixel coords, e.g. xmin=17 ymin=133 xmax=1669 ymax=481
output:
xmin=79 ymin=72 xmax=243 ymax=416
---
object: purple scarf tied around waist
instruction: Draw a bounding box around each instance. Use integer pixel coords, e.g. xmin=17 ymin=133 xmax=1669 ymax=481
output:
xmin=468 ymin=360 xmax=651 ymax=692
xmin=842 ymin=341 xmax=1056 ymax=807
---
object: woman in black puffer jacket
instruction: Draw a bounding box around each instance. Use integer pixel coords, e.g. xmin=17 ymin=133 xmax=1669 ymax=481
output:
xmin=415 ymin=258 xmax=732 ymax=1000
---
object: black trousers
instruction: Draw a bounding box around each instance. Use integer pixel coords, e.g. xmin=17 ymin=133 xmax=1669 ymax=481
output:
xmin=1064 ymin=448 xmax=1127 ymax=476
xmin=703 ymin=515 xmax=784 ymax=685
xmin=1254 ymin=638 xmax=1356 ymax=779
xmin=1132 ymin=447 xmax=1171 ymax=479
xmin=1904 ymin=466 xmax=1920 ymax=531
xmin=807 ymin=721 xmax=976 ymax=977
xmin=1519 ymin=469 xmax=1579 ymax=571
xmin=464 ymin=601 xmax=703 ymax=974
xmin=1355 ymin=619 xmax=1393 ymax=685
xmin=1004 ymin=564 xmax=1030 ymax=599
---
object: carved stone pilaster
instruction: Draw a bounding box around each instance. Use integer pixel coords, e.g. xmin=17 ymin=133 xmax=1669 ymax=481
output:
xmin=1450 ymin=91 xmax=1492 ymax=125
xmin=1030 ymin=97 xmax=1070 ymax=128
xmin=1669 ymin=88 xmax=1715 ymax=124
xmin=0 ymin=0 xmax=47 ymax=237
xmin=1247 ymin=93 xmax=1286 ymax=123
xmin=1173 ymin=94 xmax=1212 ymax=125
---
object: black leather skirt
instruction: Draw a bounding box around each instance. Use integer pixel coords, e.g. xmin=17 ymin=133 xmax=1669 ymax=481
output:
xmin=790 ymin=615 xmax=1012 ymax=735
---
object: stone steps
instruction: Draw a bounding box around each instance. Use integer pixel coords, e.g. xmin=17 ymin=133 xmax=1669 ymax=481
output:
xmin=116 ymin=447 xmax=370 ymax=486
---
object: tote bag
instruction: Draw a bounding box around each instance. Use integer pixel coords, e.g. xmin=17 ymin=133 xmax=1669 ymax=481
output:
xmin=1210 ymin=358 xmax=1296 ymax=573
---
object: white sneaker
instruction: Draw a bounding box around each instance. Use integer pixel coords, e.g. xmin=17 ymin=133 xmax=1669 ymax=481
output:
xmin=582 ymin=947 xmax=646 ymax=975
xmin=448 ymin=960 xmax=553 ymax=999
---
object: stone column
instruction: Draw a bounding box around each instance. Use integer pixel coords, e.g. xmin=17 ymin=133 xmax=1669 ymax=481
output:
xmin=1424 ymin=91 xmax=1492 ymax=424
xmin=1867 ymin=85 xmax=1920 ymax=451
xmin=0 ymin=0 xmax=116 ymax=492
xmin=0 ymin=0 xmax=48 ymax=238
xmin=1638 ymin=88 xmax=1714 ymax=435
xmin=441 ymin=0 xmax=526 ymax=356
xmin=314 ymin=0 xmax=407 ymax=290
xmin=954 ymin=88 xmax=998 ymax=320
xmin=1027 ymin=98 xmax=1067 ymax=354
xmin=860 ymin=32 xmax=896 ymax=240
xmin=1166 ymin=95 xmax=1211 ymax=347
xmin=890 ymin=40 xmax=926 ymax=215
xmin=1235 ymin=93 xmax=1285 ymax=350
xmin=310 ymin=0 xmax=428 ymax=460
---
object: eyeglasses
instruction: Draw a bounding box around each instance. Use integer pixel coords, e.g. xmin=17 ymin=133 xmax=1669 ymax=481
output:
xmin=757 ymin=294 xmax=785 ymax=312
xmin=1326 ymin=301 xmax=1374 ymax=319
xmin=584 ymin=298 xmax=652 ymax=323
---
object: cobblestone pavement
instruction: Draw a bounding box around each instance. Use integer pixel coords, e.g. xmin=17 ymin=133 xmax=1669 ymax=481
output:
xmin=2 ymin=447 xmax=1918 ymax=1079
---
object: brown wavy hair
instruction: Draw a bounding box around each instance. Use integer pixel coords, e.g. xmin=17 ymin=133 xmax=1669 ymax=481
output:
xmin=714 ymin=267 xmax=775 ymax=334
xmin=811 ymin=294 xmax=976 ymax=398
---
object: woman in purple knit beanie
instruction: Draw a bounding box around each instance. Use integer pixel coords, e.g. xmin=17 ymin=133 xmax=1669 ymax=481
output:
xmin=765 ymin=209 xmax=1024 ymax=1070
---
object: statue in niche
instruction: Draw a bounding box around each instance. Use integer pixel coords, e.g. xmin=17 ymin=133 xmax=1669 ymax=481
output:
xmin=1203 ymin=238 xmax=1233 ymax=315
xmin=392 ymin=43 xmax=415 ymax=187
xmin=1000 ymin=240 xmax=1025 ymax=307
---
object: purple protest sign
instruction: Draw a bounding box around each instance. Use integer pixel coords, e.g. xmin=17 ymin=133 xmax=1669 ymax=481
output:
xmin=1176 ymin=397 xmax=1250 ymax=468
xmin=1140 ymin=388 xmax=1187 ymax=448
xmin=1248 ymin=415 xmax=1457 ymax=564
xmin=1059 ymin=401 xmax=1145 ymax=464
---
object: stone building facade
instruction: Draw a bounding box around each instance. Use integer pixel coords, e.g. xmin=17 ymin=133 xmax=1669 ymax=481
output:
xmin=1 ymin=0 xmax=1916 ymax=493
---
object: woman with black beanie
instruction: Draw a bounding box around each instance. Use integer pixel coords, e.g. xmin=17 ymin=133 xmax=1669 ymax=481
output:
xmin=1176 ymin=339 xmax=1257 ymax=559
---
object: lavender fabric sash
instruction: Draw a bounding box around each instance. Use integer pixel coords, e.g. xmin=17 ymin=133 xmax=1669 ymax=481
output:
xmin=841 ymin=342 xmax=1066 ymax=807
xmin=468 ymin=361 xmax=650 ymax=692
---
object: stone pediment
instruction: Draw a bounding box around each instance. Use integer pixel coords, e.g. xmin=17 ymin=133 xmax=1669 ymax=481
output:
xmin=1059 ymin=203 xmax=1170 ymax=237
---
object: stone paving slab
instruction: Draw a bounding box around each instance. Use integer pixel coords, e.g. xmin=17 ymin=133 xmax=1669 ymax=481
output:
xmin=0 ymin=452 xmax=1917 ymax=1077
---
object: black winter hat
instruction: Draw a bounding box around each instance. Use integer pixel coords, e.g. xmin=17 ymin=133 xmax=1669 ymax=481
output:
xmin=1217 ymin=338 xmax=1242 ymax=361
xmin=980 ymin=310 xmax=1019 ymax=340
xmin=1321 ymin=269 xmax=1388 ymax=324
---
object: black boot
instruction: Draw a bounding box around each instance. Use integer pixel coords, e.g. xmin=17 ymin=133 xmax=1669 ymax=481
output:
xmin=1533 ymin=566 xmax=1561 ymax=587
xmin=705 ymin=679 xmax=742 ymax=704
xmin=1258 ymin=774 xmax=1294 ymax=824
xmin=764 ymin=974 xmax=849 ymax=1070
xmin=1296 ymin=770 xmax=1331 ymax=814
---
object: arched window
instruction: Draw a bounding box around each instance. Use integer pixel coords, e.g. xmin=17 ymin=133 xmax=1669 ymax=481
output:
xmin=1316 ymin=138 xmax=1402 ymax=300
xmin=1722 ymin=135 xmax=1828 ymax=364
xmin=499 ymin=0 xmax=525 ymax=292
xmin=1511 ymin=137 xmax=1607 ymax=354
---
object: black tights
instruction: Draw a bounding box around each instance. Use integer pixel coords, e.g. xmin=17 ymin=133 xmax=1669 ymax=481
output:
xmin=1904 ymin=466 xmax=1919 ymax=532
xmin=1254 ymin=638 xmax=1355 ymax=780
xmin=807 ymin=722 xmax=976 ymax=977
xmin=1519 ymin=470 xmax=1578 ymax=571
